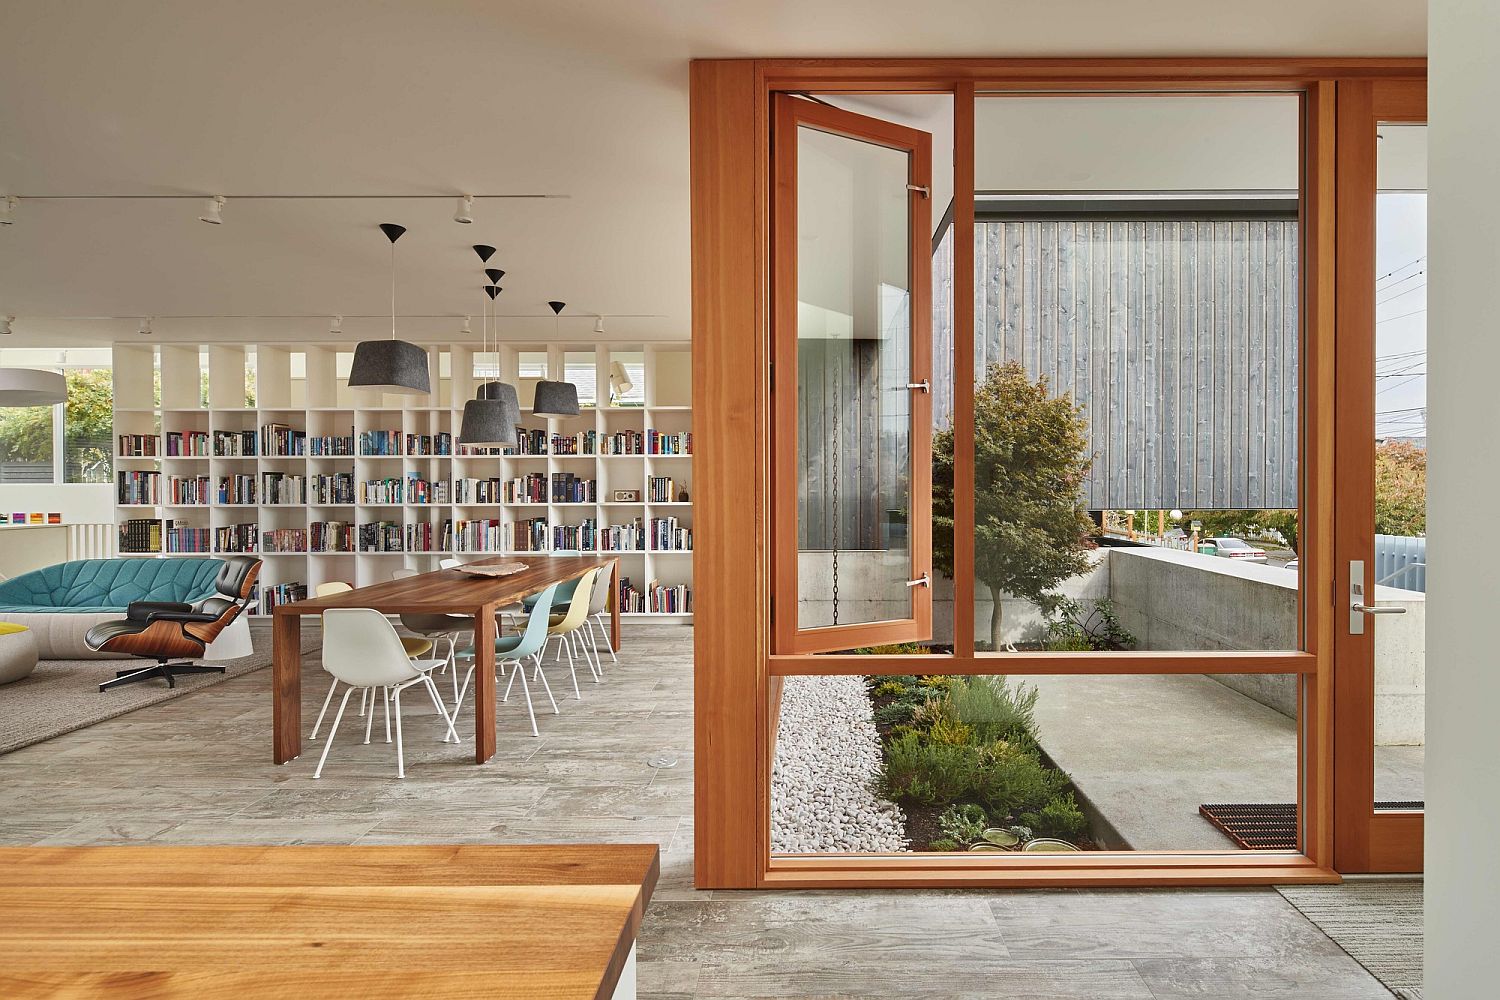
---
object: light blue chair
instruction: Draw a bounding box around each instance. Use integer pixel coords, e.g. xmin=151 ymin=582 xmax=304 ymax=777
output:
xmin=454 ymin=582 xmax=560 ymax=737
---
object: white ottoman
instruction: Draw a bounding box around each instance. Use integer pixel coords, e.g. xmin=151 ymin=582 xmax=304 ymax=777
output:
xmin=0 ymin=623 xmax=39 ymax=684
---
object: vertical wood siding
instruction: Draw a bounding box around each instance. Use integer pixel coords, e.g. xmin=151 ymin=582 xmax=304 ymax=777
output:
xmin=946 ymin=219 xmax=1299 ymax=510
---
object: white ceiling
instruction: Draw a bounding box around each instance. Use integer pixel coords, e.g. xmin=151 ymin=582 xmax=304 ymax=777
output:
xmin=0 ymin=1 xmax=1425 ymax=348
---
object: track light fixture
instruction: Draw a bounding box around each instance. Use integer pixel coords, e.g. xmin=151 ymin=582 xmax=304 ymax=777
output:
xmin=454 ymin=195 xmax=475 ymax=224
xmin=0 ymin=197 xmax=15 ymax=225
xmin=198 ymin=195 xmax=225 ymax=225
xmin=139 ymin=317 xmax=153 ymax=336
xmin=0 ymin=316 xmax=12 ymax=335
xmin=460 ymin=316 xmax=471 ymax=335
xmin=594 ymin=315 xmax=605 ymax=334
xmin=330 ymin=315 xmax=343 ymax=335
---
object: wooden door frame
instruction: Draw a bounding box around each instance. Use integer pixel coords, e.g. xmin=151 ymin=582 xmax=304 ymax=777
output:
xmin=691 ymin=57 xmax=1426 ymax=890
xmin=1332 ymin=77 xmax=1427 ymax=873
xmin=770 ymin=94 xmax=934 ymax=655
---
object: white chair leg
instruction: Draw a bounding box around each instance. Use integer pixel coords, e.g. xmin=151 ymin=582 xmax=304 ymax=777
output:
xmin=392 ymin=686 xmax=406 ymax=778
xmin=364 ymin=687 xmax=378 ymax=745
xmin=421 ymin=674 xmax=460 ymax=743
xmin=446 ymin=635 xmax=459 ymax=706
xmin=454 ymin=663 xmax=476 ymax=722
xmin=360 ymin=686 xmax=370 ymax=717
xmin=382 ymin=687 xmax=392 ymax=744
xmin=579 ymin=630 xmax=601 ymax=682
xmin=310 ymin=677 xmax=341 ymax=739
xmin=502 ymin=661 xmax=518 ymax=702
xmin=314 ymin=688 xmax=354 ymax=779
xmin=532 ymin=655 xmax=560 ymax=715
xmin=512 ymin=659 xmax=540 ymax=737
xmin=595 ymin=613 xmax=618 ymax=663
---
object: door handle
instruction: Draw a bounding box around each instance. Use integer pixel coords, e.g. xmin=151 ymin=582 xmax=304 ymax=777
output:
xmin=906 ymin=574 xmax=930 ymax=588
xmin=906 ymin=380 xmax=930 ymax=393
xmin=1348 ymin=559 xmax=1408 ymax=634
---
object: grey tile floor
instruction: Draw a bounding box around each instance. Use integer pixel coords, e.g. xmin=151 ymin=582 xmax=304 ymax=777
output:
xmin=0 ymin=626 xmax=1392 ymax=999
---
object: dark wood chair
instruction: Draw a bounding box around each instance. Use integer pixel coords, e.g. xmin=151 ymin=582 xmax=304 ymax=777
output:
xmin=86 ymin=556 xmax=262 ymax=692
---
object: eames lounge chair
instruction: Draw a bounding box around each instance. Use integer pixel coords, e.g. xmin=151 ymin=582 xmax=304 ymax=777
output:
xmin=85 ymin=556 xmax=261 ymax=692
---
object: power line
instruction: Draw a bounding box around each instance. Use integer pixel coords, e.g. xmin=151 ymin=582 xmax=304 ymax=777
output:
xmin=1375 ymin=256 xmax=1426 ymax=285
xmin=1377 ymin=307 xmax=1427 ymax=325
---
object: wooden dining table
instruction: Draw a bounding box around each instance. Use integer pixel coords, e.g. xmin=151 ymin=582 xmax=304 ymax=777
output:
xmin=0 ymin=843 xmax=659 ymax=999
xmin=272 ymin=555 xmax=620 ymax=765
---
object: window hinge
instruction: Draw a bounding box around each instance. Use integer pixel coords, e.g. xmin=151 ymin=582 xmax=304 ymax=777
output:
xmin=907 ymin=184 xmax=930 ymax=198
xmin=769 ymin=361 xmax=774 ymax=392
xmin=906 ymin=380 xmax=930 ymax=393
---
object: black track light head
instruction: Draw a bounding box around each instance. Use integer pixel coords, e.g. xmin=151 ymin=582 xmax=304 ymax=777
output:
xmin=548 ymin=301 xmax=565 ymax=315
xmin=485 ymin=268 xmax=505 ymax=284
xmin=472 ymin=244 xmax=496 ymax=262
xmin=379 ymin=223 xmax=407 ymax=243
xmin=485 ymin=285 xmax=502 ymax=300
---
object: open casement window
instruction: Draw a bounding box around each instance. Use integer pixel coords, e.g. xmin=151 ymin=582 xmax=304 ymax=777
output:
xmin=771 ymin=95 xmax=933 ymax=654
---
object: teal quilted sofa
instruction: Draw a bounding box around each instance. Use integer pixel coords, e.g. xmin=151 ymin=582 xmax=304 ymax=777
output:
xmin=0 ymin=558 xmax=225 ymax=659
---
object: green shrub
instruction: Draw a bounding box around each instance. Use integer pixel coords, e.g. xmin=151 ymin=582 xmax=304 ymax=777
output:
xmin=881 ymin=731 xmax=983 ymax=805
xmin=970 ymin=741 xmax=1070 ymax=817
xmin=852 ymin=644 xmax=932 ymax=656
xmin=1047 ymin=598 xmax=1137 ymax=652
xmin=871 ymin=680 xmax=909 ymax=698
xmin=873 ymin=700 xmax=919 ymax=728
xmin=947 ymin=676 xmax=1039 ymax=743
xmin=1020 ymin=792 xmax=1088 ymax=839
xmin=936 ymin=803 xmax=989 ymax=846
xmin=928 ymin=837 xmax=961 ymax=851
xmin=927 ymin=715 xmax=974 ymax=746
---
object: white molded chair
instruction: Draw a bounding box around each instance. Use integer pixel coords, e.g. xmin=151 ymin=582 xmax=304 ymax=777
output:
xmin=584 ymin=567 xmax=617 ymax=667
xmin=315 ymin=609 xmax=459 ymax=778
xmin=309 ymin=580 xmax=435 ymax=740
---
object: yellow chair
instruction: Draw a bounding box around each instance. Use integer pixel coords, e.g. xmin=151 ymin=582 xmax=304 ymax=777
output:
xmin=538 ymin=568 xmax=602 ymax=700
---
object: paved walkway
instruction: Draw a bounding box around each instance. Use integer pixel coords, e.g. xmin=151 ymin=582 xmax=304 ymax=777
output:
xmin=1029 ymin=674 xmax=1424 ymax=851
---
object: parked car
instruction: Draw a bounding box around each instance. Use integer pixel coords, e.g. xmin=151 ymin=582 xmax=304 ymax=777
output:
xmin=1285 ymin=558 xmax=1299 ymax=572
xmin=1205 ymin=536 xmax=1268 ymax=562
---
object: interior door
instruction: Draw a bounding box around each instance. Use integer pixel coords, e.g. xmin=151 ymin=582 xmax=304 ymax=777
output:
xmin=771 ymin=95 xmax=933 ymax=654
xmin=1333 ymin=78 xmax=1426 ymax=873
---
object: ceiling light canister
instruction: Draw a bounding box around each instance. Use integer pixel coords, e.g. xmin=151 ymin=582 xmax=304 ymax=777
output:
xmin=454 ymin=195 xmax=475 ymax=224
xmin=198 ymin=196 xmax=225 ymax=225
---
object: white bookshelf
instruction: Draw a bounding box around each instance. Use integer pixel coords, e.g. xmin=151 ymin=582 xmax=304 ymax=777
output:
xmin=111 ymin=341 xmax=693 ymax=620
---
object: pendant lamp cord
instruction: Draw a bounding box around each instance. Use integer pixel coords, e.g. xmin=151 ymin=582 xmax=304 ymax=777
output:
xmin=390 ymin=242 xmax=397 ymax=341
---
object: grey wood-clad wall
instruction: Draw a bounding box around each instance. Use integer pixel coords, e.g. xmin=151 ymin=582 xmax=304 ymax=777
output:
xmin=797 ymin=338 xmax=884 ymax=550
xmin=937 ymin=219 xmax=1299 ymax=511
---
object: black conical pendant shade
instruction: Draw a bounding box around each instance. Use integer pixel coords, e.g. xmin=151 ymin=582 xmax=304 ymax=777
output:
xmin=547 ymin=301 xmax=565 ymax=315
xmin=485 ymin=268 xmax=505 ymax=284
xmin=484 ymin=285 xmax=501 ymax=300
xmin=472 ymin=244 xmax=496 ymax=262
xmin=379 ymin=223 xmax=407 ymax=243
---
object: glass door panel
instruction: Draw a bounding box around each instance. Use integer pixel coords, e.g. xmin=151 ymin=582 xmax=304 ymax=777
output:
xmin=773 ymin=95 xmax=932 ymax=653
xmin=1371 ymin=124 xmax=1427 ymax=809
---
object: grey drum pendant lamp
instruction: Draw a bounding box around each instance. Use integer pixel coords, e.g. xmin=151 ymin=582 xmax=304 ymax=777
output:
xmin=348 ymin=223 xmax=431 ymax=395
xmin=458 ymin=283 xmax=521 ymax=447
xmin=532 ymin=301 xmax=581 ymax=416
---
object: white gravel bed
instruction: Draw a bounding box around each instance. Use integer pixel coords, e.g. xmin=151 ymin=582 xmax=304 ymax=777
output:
xmin=771 ymin=674 xmax=909 ymax=854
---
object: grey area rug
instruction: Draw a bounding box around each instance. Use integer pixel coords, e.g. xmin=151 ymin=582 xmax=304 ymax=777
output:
xmin=1277 ymin=879 xmax=1423 ymax=997
xmin=0 ymin=624 xmax=321 ymax=755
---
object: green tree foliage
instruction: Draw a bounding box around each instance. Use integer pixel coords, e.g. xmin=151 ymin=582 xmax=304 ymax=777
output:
xmin=1374 ymin=440 xmax=1426 ymax=536
xmin=1182 ymin=509 xmax=1299 ymax=554
xmin=0 ymin=368 xmax=114 ymax=483
xmin=933 ymin=362 xmax=1096 ymax=650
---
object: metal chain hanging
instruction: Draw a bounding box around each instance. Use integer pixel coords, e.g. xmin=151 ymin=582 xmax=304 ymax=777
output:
xmin=830 ymin=350 xmax=841 ymax=626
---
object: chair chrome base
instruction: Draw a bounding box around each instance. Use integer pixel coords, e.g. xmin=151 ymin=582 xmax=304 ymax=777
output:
xmin=99 ymin=661 xmax=225 ymax=692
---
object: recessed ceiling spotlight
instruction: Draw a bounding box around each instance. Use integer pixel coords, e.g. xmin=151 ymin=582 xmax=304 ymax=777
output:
xmin=198 ymin=196 xmax=225 ymax=225
xmin=0 ymin=197 xmax=15 ymax=225
xmin=594 ymin=315 xmax=605 ymax=334
xmin=453 ymin=195 xmax=475 ymax=224
xmin=330 ymin=315 xmax=343 ymax=335
xmin=0 ymin=316 xmax=13 ymax=335
xmin=139 ymin=317 xmax=153 ymax=336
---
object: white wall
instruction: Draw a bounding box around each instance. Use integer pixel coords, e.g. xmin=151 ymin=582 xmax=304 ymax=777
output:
xmin=0 ymin=483 xmax=113 ymax=523
xmin=1428 ymin=2 xmax=1500 ymax=996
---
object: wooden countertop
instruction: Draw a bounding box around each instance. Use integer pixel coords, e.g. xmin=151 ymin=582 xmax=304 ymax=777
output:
xmin=0 ymin=844 xmax=659 ymax=999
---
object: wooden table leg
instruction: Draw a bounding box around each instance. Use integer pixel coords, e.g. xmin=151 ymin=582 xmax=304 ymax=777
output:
xmin=272 ymin=612 xmax=302 ymax=764
xmin=474 ymin=602 xmax=496 ymax=763
xmin=610 ymin=557 xmax=621 ymax=651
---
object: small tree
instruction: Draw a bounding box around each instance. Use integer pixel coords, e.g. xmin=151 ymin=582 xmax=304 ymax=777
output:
xmin=1374 ymin=439 xmax=1425 ymax=536
xmin=933 ymin=362 xmax=1096 ymax=650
